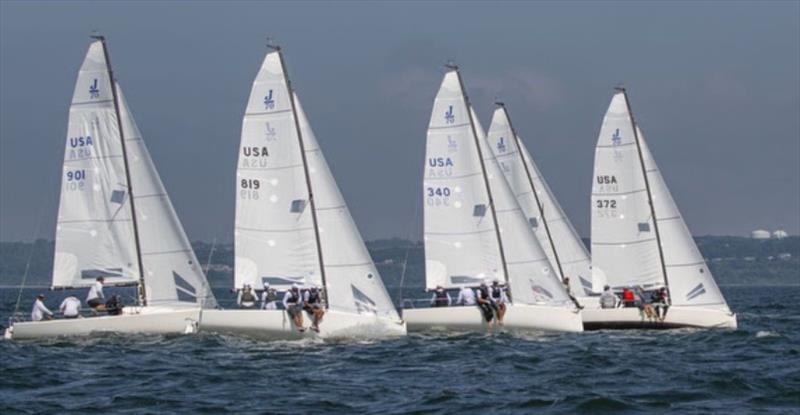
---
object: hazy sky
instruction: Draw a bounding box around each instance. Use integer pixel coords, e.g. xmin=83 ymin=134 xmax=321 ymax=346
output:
xmin=1 ymin=1 xmax=798 ymax=242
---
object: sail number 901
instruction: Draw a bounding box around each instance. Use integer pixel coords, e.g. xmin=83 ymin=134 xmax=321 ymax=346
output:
xmin=65 ymin=169 xmax=86 ymax=191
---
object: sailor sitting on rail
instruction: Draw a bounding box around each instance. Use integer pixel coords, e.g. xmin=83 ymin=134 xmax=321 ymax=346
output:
xmin=303 ymin=286 xmax=325 ymax=332
xmin=260 ymin=282 xmax=279 ymax=310
xmin=283 ymin=284 xmax=305 ymax=332
xmin=31 ymin=294 xmax=53 ymax=321
xmin=430 ymin=286 xmax=451 ymax=307
xmin=237 ymin=284 xmax=258 ymax=309
xmin=490 ymin=280 xmax=508 ymax=326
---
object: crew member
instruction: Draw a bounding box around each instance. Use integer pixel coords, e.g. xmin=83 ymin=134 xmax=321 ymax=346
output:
xmin=237 ymin=284 xmax=257 ymax=309
xmin=599 ymin=285 xmax=618 ymax=309
xmin=430 ymin=285 xmax=451 ymax=307
xmin=283 ymin=284 xmax=305 ymax=332
xmin=476 ymin=281 xmax=495 ymax=325
xmin=456 ymin=286 xmax=476 ymax=306
xmin=31 ymin=294 xmax=53 ymax=321
xmin=490 ymin=280 xmax=508 ymax=325
xmin=86 ymin=276 xmax=105 ymax=312
xmin=261 ymin=282 xmax=279 ymax=310
xmin=59 ymin=296 xmax=82 ymax=319
xmin=303 ymin=286 xmax=325 ymax=332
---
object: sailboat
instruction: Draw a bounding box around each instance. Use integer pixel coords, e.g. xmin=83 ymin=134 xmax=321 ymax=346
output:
xmin=199 ymin=45 xmax=406 ymax=339
xmin=486 ymin=103 xmax=595 ymax=297
xmin=5 ymin=37 xmax=217 ymax=340
xmin=581 ymin=88 xmax=737 ymax=329
xmin=403 ymin=66 xmax=583 ymax=332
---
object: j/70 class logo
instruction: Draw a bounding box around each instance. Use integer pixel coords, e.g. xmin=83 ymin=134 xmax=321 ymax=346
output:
xmin=264 ymin=90 xmax=275 ymax=110
xmin=89 ymin=79 xmax=100 ymax=99
xmin=444 ymin=105 xmax=455 ymax=124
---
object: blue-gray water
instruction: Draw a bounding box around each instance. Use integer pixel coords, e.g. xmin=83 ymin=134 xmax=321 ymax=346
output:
xmin=2 ymin=286 xmax=799 ymax=414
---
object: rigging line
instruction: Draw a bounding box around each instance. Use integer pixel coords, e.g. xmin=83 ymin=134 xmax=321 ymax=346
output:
xmin=13 ymin=121 xmax=63 ymax=316
xmin=396 ymin=197 xmax=420 ymax=308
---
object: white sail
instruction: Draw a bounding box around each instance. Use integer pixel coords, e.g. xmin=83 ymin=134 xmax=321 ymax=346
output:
xmin=117 ymin=87 xmax=217 ymax=308
xmin=487 ymin=108 xmax=594 ymax=295
xmin=53 ymin=41 xmax=139 ymax=288
xmin=234 ymin=51 xmax=320 ymax=291
xmin=423 ymin=71 xmax=503 ymax=289
xmin=472 ymin=107 xmax=572 ymax=306
xmin=234 ymin=49 xmax=399 ymax=320
xmin=296 ymin=98 xmax=399 ymax=320
xmin=591 ymin=92 xmax=664 ymax=290
xmin=638 ymin=128 xmax=729 ymax=310
xmin=423 ymin=71 xmax=571 ymax=306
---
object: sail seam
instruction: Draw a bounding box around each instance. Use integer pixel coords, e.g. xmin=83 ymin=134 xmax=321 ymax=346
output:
xmin=591 ymin=189 xmax=647 ymax=196
xmin=425 ymin=171 xmax=483 ymax=181
xmin=428 ymin=122 xmax=470 ymax=130
xmin=245 ymin=109 xmax=292 ymax=116
xmin=235 ymin=225 xmax=314 ymax=233
xmin=140 ymin=248 xmax=192 ymax=256
xmin=63 ymin=155 xmax=123 ymax=163
xmin=593 ymin=238 xmax=657 ymax=246
xmin=237 ymin=163 xmax=303 ymax=172
xmin=58 ymin=218 xmax=132 ymax=223
xmin=425 ymin=228 xmax=494 ymax=236
xmin=71 ymin=99 xmax=114 ymax=106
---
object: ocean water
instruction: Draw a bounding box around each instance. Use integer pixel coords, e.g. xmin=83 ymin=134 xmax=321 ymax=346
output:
xmin=1 ymin=285 xmax=799 ymax=414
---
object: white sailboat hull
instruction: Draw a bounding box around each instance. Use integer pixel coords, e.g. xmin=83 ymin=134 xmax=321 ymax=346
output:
xmin=199 ymin=309 xmax=407 ymax=340
xmin=403 ymin=304 xmax=583 ymax=333
xmin=578 ymin=297 xmax=737 ymax=329
xmin=4 ymin=306 xmax=201 ymax=340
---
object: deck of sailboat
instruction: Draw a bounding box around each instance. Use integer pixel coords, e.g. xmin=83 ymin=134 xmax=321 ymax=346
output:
xmin=577 ymin=297 xmax=737 ymax=330
xmin=5 ymin=306 xmax=201 ymax=340
xmin=199 ymin=309 xmax=406 ymax=340
xmin=403 ymin=303 xmax=584 ymax=333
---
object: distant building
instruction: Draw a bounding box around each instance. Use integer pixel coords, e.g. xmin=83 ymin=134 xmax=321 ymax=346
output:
xmin=773 ymin=230 xmax=789 ymax=239
xmin=751 ymin=229 xmax=771 ymax=239
xmin=778 ymin=253 xmax=792 ymax=260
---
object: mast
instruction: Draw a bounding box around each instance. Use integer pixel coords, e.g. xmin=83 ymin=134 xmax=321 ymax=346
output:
xmin=617 ymin=87 xmax=670 ymax=298
xmin=496 ymin=102 xmax=566 ymax=283
xmin=450 ymin=64 xmax=512 ymax=302
xmin=273 ymin=43 xmax=330 ymax=309
xmin=93 ymin=34 xmax=148 ymax=306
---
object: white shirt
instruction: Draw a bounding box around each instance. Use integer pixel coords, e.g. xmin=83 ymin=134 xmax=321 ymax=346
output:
xmin=31 ymin=299 xmax=52 ymax=321
xmin=59 ymin=296 xmax=82 ymax=317
xmin=87 ymin=281 xmax=104 ymax=302
xmin=456 ymin=287 xmax=476 ymax=305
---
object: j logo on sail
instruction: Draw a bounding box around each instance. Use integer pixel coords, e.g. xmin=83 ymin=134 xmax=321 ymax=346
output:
xmin=89 ymin=79 xmax=100 ymax=99
xmin=447 ymin=135 xmax=458 ymax=152
xmin=612 ymin=128 xmax=622 ymax=146
xmin=444 ymin=105 xmax=455 ymax=124
xmin=497 ymin=136 xmax=507 ymax=153
xmin=263 ymin=89 xmax=275 ymax=110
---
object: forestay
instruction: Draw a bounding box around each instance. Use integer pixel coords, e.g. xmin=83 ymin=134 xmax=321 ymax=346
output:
xmin=235 ymin=51 xmax=320 ymax=291
xmin=591 ymin=92 xmax=664 ymax=290
xmin=117 ymin=87 xmax=217 ymax=308
xmin=638 ymin=128 xmax=729 ymax=310
xmin=53 ymin=41 xmax=139 ymax=289
xmin=487 ymin=108 xmax=594 ymax=295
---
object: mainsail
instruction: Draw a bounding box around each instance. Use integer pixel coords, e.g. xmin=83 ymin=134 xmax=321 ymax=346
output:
xmin=53 ymin=39 xmax=216 ymax=308
xmin=424 ymin=69 xmax=571 ymax=306
xmin=487 ymin=106 xmax=594 ymax=295
xmin=591 ymin=92 xmax=663 ymax=289
xmin=235 ymin=49 xmax=399 ymax=319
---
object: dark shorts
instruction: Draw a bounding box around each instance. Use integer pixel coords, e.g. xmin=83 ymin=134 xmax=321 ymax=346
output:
xmin=87 ymin=298 xmax=103 ymax=308
xmin=286 ymin=304 xmax=302 ymax=318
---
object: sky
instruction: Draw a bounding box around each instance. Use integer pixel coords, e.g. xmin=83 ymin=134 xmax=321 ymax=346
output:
xmin=1 ymin=1 xmax=798 ymax=242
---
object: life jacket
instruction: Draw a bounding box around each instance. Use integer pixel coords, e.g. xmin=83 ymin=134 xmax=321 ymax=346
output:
xmin=622 ymin=289 xmax=634 ymax=301
xmin=307 ymin=290 xmax=320 ymax=304
xmin=265 ymin=290 xmax=277 ymax=302
xmin=241 ymin=290 xmax=256 ymax=303
xmin=491 ymin=286 xmax=503 ymax=301
xmin=477 ymin=286 xmax=490 ymax=301
xmin=433 ymin=290 xmax=449 ymax=307
xmin=287 ymin=289 xmax=301 ymax=304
